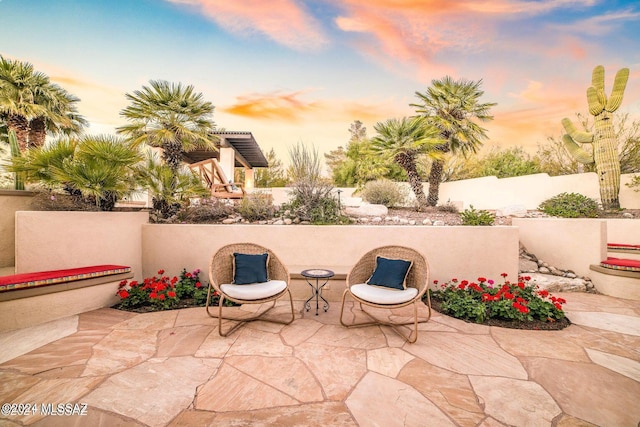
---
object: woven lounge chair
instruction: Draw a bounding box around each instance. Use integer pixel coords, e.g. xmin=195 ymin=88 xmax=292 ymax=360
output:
xmin=340 ymin=245 xmax=432 ymax=343
xmin=207 ymin=243 xmax=294 ymax=336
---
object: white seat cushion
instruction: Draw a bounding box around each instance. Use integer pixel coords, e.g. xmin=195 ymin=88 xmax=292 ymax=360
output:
xmin=220 ymin=280 xmax=287 ymax=301
xmin=350 ymin=283 xmax=418 ymax=305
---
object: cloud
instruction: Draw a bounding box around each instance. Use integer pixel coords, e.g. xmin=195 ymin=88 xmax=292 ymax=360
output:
xmin=222 ymin=90 xmax=402 ymax=125
xmin=549 ymin=8 xmax=640 ymax=35
xmin=166 ymin=0 xmax=329 ymax=51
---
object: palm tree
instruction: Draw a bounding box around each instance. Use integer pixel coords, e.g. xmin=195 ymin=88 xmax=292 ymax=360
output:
xmin=411 ymin=77 xmax=496 ymax=206
xmin=117 ymin=80 xmax=216 ymax=174
xmin=135 ymin=153 xmax=209 ymax=220
xmin=0 ymin=55 xmax=86 ymax=151
xmin=371 ymin=117 xmax=443 ymax=210
xmin=8 ymin=135 xmax=142 ymax=210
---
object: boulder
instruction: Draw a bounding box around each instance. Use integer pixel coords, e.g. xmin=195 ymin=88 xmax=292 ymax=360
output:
xmin=344 ymin=203 xmax=388 ymax=217
xmin=527 ymin=273 xmax=587 ymax=293
xmin=496 ymin=205 xmax=528 ymax=217
xmin=519 ymin=259 xmax=538 ymax=272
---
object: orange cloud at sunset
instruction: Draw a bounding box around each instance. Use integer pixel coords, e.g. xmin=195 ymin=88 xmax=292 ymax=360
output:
xmin=167 ymin=0 xmax=328 ymax=50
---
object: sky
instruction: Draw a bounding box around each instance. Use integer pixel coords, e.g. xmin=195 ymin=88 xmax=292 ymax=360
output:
xmin=1 ymin=0 xmax=639 ymax=166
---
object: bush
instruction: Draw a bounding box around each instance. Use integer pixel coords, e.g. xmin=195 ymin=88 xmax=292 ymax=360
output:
xmin=359 ymin=179 xmax=407 ymax=207
xmin=236 ymin=192 xmax=277 ymax=221
xmin=460 ymin=205 xmax=495 ymax=225
xmin=436 ymin=202 xmax=459 ymax=213
xmin=538 ymin=192 xmax=599 ymax=218
xmin=173 ymin=198 xmax=233 ymax=223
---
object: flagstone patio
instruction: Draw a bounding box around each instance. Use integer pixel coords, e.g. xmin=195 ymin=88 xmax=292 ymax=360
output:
xmin=1 ymin=292 xmax=639 ymax=426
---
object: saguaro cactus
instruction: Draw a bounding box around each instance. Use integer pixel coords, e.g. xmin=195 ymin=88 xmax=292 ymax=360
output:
xmin=561 ymin=65 xmax=629 ymax=209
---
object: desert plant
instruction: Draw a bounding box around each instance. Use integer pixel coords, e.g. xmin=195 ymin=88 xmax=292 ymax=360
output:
xmin=460 ymin=205 xmax=495 ymax=225
xmin=436 ymin=202 xmax=459 ymax=213
xmin=561 ymin=65 xmax=629 ymax=209
xmin=173 ymin=198 xmax=233 ymax=223
xmin=359 ymin=179 xmax=408 ymax=207
xmin=538 ymin=192 xmax=599 ymax=218
xmin=627 ymin=175 xmax=640 ymax=192
xmin=236 ymin=192 xmax=277 ymax=221
xmin=285 ymin=143 xmax=348 ymax=224
xmin=8 ymin=130 xmax=24 ymax=190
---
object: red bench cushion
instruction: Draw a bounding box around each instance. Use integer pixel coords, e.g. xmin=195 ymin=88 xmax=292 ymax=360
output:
xmin=0 ymin=265 xmax=131 ymax=292
xmin=600 ymin=257 xmax=640 ymax=272
xmin=607 ymin=243 xmax=640 ymax=251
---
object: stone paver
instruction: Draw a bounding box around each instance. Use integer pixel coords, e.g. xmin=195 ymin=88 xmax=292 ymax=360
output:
xmin=0 ymin=295 xmax=639 ymax=426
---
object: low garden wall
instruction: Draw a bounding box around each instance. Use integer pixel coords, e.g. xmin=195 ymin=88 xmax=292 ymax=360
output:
xmin=141 ymin=224 xmax=520 ymax=299
xmin=0 ymin=190 xmax=34 ymax=269
xmin=14 ymin=211 xmax=148 ymax=280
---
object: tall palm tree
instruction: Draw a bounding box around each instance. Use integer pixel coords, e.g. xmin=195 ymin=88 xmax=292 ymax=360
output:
xmin=371 ymin=117 xmax=443 ymax=210
xmin=117 ymin=80 xmax=216 ymax=174
xmin=0 ymin=55 xmax=86 ymax=151
xmin=411 ymin=77 xmax=496 ymax=206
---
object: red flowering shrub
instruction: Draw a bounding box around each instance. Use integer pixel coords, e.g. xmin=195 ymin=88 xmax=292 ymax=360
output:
xmin=429 ymin=275 xmax=566 ymax=324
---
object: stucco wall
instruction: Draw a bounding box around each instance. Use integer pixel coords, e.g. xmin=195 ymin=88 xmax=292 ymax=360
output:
xmin=606 ymin=219 xmax=640 ymax=245
xmin=513 ymin=218 xmax=607 ymax=277
xmin=15 ymin=211 xmax=148 ymax=280
xmin=0 ymin=190 xmax=35 ymax=269
xmin=141 ymin=224 xmax=520 ymax=289
xmin=262 ymin=173 xmax=640 ymax=210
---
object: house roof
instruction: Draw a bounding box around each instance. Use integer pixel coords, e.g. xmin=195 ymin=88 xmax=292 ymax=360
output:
xmin=182 ymin=131 xmax=268 ymax=168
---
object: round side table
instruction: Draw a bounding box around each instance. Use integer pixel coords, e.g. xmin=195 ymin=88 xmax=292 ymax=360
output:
xmin=301 ymin=269 xmax=334 ymax=315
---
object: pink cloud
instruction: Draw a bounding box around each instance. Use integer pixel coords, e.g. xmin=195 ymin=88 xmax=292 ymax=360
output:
xmin=167 ymin=0 xmax=328 ymax=50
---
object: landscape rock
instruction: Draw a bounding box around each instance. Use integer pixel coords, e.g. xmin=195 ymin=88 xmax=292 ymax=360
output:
xmin=496 ymin=205 xmax=528 ymax=218
xmin=527 ymin=273 xmax=587 ymax=293
xmin=622 ymin=212 xmax=634 ymax=218
xmin=422 ymin=219 xmax=432 ymax=226
xmin=284 ymin=218 xmax=293 ymax=225
xmin=519 ymin=259 xmax=538 ymax=272
xmin=345 ymin=203 xmax=388 ymax=217
xmin=222 ymin=218 xmax=235 ymax=224
xmin=433 ymin=220 xmax=445 ymax=226
xmin=538 ymin=267 xmax=551 ymax=274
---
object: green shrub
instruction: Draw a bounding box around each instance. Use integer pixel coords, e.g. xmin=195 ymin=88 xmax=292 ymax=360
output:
xmin=460 ymin=205 xmax=495 ymax=226
xmin=627 ymin=175 xmax=640 ymax=192
xmin=236 ymin=192 xmax=276 ymax=221
xmin=538 ymin=192 xmax=599 ymax=218
xmin=359 ymin=179 xmax=408 ymax=207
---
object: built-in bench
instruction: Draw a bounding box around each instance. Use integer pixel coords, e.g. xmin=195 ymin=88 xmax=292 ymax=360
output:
xmin=0 ymin=265 xmax=133 ymax=332
xmin=589 ymin=255 xmax=640 ymax=301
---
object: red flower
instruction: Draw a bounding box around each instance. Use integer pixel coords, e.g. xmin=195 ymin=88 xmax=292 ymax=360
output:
xmin=119 ymin=280 xmax=128 ymax=288
xmin=129 ymin=281 xmax=139 ymax=288
xmin=195 ymin=281 xmax=202 ymax=288
xmin=118 ymin=289 xmax=129 ymax=298
xmin=461 ymin=280 xmax=469 ymax=286
xmin=517 ymin=282 xmax=525 ymax=289
xmin=451 ymin=278 xmax=458 ymax=283
xmin=501 ymin=272 xmax=508 ymax=278
xmin=149 ymin=292 xmax=157 ymax=299
xmin=158 ymin=294 xmax=166 ymax=300
xmin=433 ymin=280 xmax=439 ymax=285
xmin=523 ymin=276 xmax=531 ymax=281
xmin=482 ymin=293 xmax=492 ymax=301
xmin=185 ymin=272 xmax=192 ymax=278
xmin=477 ymin=277 xmax=487 ymax=283
xmin=171 ymin=277 xmax=178 ymax=284
xmin=554 ymin=302 xmax=563 ymax=311
xmin=504 ymin=292 xmax=514 ymax=299
xmin=167 ymin=291 xmax=176 ymax=298
xmin=157 ymin=269 xmax=165 ymax=275
xmin=538 ymin=290 xmax=549 ymax=298
xmin=458 ymin=283 xmax=466 ymax=290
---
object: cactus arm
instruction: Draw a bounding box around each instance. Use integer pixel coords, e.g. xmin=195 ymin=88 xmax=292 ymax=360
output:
xmin=592 ymin=65 xmax=605 ymax=91
xmin=562 ymin=134 xmax=594 ymax=164
xmin=606 ymin=67 xmax=629 ymax=112
xmin=587 ymin=87 xmax=604 ymax=115
xmin=9 ymin=130 xmax=25 ymax=190
xmin=561 ymin=117 xmax=593 ymax=143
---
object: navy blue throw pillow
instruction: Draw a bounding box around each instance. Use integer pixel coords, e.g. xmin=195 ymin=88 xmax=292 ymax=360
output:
xmin=366 ymin=256 xmax=412 ymax=290
xmin=232 ymin=253 xmax=269 ymax=285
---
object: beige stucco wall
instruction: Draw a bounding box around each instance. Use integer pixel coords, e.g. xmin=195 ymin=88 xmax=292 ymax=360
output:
xmin=15 ymin=211 xmax=148 ymax=280
xmin=141 ymin=224 xmax=520 ymax=293
xmin=0 ymin=190 xmax=35 ymax=269
xmin=513 ymin=218 xmax=607 ymax=277
xmin=606 ymin=219 xmax=640 ymax=245
xmin=263 ymin=173 xmax=639 ymax=210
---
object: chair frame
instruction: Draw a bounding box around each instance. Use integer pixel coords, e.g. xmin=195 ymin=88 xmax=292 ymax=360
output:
xmin=206 ymin=243 xmax=294 ymax=336
xmin=339 ymin=245 xmax=432 ymax=343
